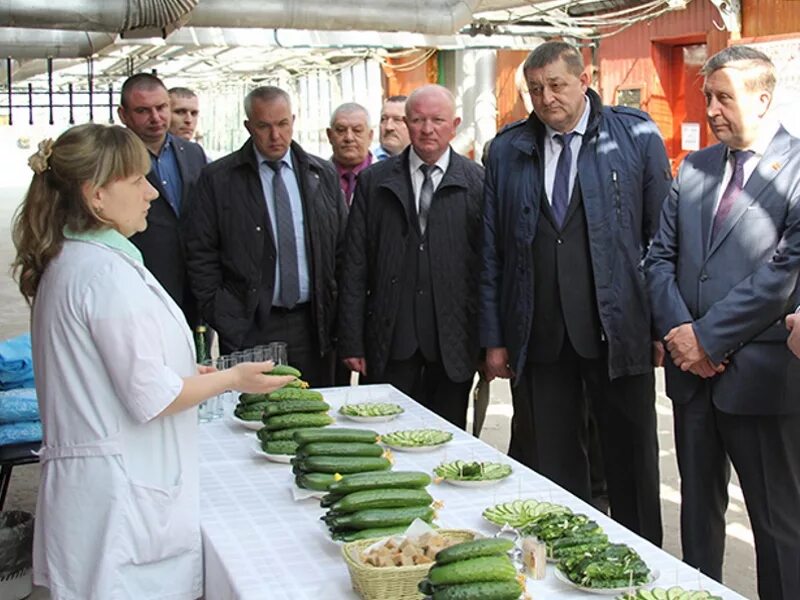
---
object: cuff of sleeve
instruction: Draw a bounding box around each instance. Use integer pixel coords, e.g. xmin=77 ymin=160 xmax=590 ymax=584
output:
xmin=128 ymin=367 xmax=185 ymax=423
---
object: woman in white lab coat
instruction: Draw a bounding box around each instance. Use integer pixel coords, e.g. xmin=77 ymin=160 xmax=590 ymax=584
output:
xmin=11 ymin=124 xmax=296 ymax=600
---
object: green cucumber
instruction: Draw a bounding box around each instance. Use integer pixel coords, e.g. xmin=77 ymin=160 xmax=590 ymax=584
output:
xmin=296 ymin=442 xmax=384 ymax=458
xmin=432 ymin=580 xmax=523 ymax=600
xmin=328 ymin=471 xmax=431 ymax=494
xmin=326 ymin=505 xmax=434 ymax=530
xmin=239 ymin=392 xmax=268 ymax=405
xmin=295 ymin=472 xmax=338 ymax=491
xmin=297 ymin=455 xmax=391 ymax=474
xmin=265 ymin=364 xmax=302 ymax=377
xmin=267 ymin=387 xmax=323 ymax=402
xmin=261 ymin=440 xmax=298 ymax=455
xmin=263 ymin=412 xmax=334 ymax=430
xmin=329 ymin=488 xmax=433 ymax=513
xmin=428 ymin=555 xmax=517 ymax=586
xmin=263 ymin=399 xmax=330 ymax=417
xmin=435 ymin=537 xmax=515 ymax=565
xmin=259 ymin=426 xmax=323 ymax=442
xmin=293 ymin=427 xmax=380 ymax=445
xmin=332 ymin=525 xmax=410 ymax=542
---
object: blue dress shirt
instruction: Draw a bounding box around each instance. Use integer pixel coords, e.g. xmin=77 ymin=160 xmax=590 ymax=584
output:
xmin=150 ymin=133 xmax=183 ymax=216
xmin=254 ymin=146 xmax=311 ymax=306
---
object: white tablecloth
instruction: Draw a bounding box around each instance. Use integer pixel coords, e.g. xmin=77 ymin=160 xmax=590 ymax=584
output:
xmin=199 ymin=384 xmax=747 ymax=600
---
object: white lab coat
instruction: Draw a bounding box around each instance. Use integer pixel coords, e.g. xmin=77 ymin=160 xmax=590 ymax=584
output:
xmin=31 ymin=240 xmax=202 ymax=600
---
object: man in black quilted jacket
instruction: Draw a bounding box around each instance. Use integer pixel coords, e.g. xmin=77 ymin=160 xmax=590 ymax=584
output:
xmin=185 ymin=86 xmax=346 ymax=387
xmin=337 ymin=84 xmax=484 ymax=428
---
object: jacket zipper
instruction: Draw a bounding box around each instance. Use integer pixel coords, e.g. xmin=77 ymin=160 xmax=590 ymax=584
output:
xmin=612 ymin=170 xmax=621 ymax=219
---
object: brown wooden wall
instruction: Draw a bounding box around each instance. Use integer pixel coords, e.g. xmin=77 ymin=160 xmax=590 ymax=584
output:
xmin=743 ymin=0 xmax=800 ymax=37
xmin=495 ymin=50 xmax=529 ymax=129
xmin=595 ymin=0 xmax=727 ymax=164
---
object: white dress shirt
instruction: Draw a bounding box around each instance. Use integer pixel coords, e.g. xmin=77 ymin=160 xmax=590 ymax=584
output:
xmin=409 ymin=146 xmax=450 ymax=211
xmin=544 ymin=96 xmax=592 ymax=205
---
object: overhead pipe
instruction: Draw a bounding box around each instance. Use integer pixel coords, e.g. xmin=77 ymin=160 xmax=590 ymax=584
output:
xmin=0 ymin=0 xmax=480 ymax=35
xmin=0 ymin=28 xmax=115 ymax=58
xmin=0 ymin=0 xmax=197 ymax=33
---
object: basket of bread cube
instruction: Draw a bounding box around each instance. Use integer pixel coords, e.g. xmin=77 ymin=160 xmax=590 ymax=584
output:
xmin=341 ymin=527 xmax=477 ymax=600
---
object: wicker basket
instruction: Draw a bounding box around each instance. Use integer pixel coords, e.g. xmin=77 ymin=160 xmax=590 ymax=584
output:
xmin=341 ymin=529 xmax=476 ymax=600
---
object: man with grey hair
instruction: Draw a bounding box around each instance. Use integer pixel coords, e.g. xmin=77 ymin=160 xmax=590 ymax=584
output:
xmin=646 ymin=45 xmax=800 ymax=597
xmin=185 ymin=85 xmax=346 ymax=387
xmin=327 ymin=102 xmax=374 ymax=207
xmin=480 ymin=40 xmax=670 ymax=544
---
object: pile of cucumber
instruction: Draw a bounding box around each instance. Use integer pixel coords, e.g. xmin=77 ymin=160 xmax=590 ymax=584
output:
xmin=320 ymin=470 xmax=436 ymax=542
xmin=234 ymin=364 xmax=307 ymax=422
xmin=292 ymin=428 xmax=390 ymax=491
xmin=519 ymin=512 xmax=608 ymax=561
xmin=418 ymin=538 xmax=523 ymax=600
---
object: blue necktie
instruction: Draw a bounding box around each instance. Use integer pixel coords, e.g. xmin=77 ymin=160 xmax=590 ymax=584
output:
xmin=552 ymin=132 xmax=576 ymax=228
xmin=266 ymin=160 xmax=300 ymax=309
xmin=711 ymin=149 xmax=755 ymax=243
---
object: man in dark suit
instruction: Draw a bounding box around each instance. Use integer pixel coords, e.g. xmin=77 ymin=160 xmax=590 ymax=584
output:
xmin=480 ymin=41 xmax=670 ymax=544
xmin=185 ymin=86 xmax=345 ymax=387
xmin=645 ymin=46 xmax=800 ymax=599
xmin=118 ymin=73 xmax=207 ymax=327
xmin=338 ymin=84 xmax=484 ymax=428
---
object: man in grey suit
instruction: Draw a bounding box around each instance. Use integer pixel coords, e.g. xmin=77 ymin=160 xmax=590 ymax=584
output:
xmin=645 ymin=46 xmax=800 ymax=599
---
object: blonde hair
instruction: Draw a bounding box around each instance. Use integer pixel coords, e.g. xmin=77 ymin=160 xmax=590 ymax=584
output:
xmin=11 ymin=123 xmax=151 ymax=303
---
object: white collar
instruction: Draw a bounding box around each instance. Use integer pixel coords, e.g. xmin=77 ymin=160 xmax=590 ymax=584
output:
xmin=409 ymin=145 xmax=450 ymax=175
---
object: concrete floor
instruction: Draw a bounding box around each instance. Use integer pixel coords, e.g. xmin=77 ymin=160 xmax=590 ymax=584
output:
xmin=0 ymin=132 xmax=757 ymax=599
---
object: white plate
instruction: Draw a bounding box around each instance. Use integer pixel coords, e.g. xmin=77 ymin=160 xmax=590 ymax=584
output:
xmin=554 ymin=566 xmax=659 ymax=595
xmin=251 ymin=443 xmax=293 ymax=463
xmin=231 ymin=414 xmax=264 ymax=431
xmin=339 ymin=413 xmax=401 ymax=423
xmin=439 ymin=476 xmax=509 ymax=488
xmin=383 ymin=442 xmax=448 ymax=453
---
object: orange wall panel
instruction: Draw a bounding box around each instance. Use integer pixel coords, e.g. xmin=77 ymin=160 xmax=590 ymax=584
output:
xmin=743 ymin=0 xmax=800 ymax=37
xmin=495 ymin=50 xmax=529 ymax=129
xmin=381 ymin=51 xmax=437 ymax=98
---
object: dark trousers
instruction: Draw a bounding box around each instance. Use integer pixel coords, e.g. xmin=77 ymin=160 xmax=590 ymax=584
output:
xmin=221 ymin=304 xmax=334 ymax=388
xmin=374 ymin=352 xmax=472 ymax=429
xmin=511 ymin=339 xmax=662 ymax=545
xmin=674 ymin=388 xmax=800 ymax=600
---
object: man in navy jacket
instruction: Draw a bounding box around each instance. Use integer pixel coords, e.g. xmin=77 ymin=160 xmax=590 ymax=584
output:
xmin=480 ymin=41 xmax=671 ymax=544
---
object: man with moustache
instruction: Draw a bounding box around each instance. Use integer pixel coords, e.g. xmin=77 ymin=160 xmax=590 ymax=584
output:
xmin=327 ymin=102 xmax=374 ymax=207
xmin=480 ymin=41 xmax=669 ymax=544
xmin=185 ymin=86 xmax=345 ymax=387
xmin=373 ymin=95 xmax=410 ymax=161
xmin=338 ymin=84 xmax=484 ymax=428
xmin=118 ymin=73 xmax=206 ymax=327
xmin=646 ymin=46 xmax=800 ymax=598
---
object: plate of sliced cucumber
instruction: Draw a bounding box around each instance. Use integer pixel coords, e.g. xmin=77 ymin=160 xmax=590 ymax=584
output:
xmin=434 ymin=460 xmax=512 ymax=486
xmin=482 ymin=498 xmax=571 ymax=528
xmin=338 ymin=402 xmax=404 ymax=422
xmin=381 ymin=429 xmax=452 ymax=452
xmin=613 ymin=587 xmax=723 ymax=600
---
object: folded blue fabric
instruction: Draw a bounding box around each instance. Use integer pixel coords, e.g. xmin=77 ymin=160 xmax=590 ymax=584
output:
xmin=0 ymin=420 xmax=41 ymax=446
xmin=0 ymin=388 xmax=38 ymax=424
xmin=0 ymin=333 xmax=34 ymax=390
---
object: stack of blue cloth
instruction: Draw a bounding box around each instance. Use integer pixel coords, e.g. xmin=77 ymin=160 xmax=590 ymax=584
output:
xmin=0 ymin=334 xmax=41 ymax=446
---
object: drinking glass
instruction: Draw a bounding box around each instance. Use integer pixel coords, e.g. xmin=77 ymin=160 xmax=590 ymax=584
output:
xmin=269 ymin=341 xmax=288 ymax=366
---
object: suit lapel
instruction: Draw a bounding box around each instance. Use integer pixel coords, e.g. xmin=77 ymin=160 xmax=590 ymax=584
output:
xmin=701 ymin=147 xmax=726 ymax=254
xmin=379 ymin=151 xmax=415 ymax=228
xmin=173 ymin=138 xmax=192 ymax=212
xmin=708 ymin=128 xmax=791 ymax=256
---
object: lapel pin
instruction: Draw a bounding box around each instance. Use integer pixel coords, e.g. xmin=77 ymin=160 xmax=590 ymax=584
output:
xmin=771 ymin=162 xmax=781 ymax=171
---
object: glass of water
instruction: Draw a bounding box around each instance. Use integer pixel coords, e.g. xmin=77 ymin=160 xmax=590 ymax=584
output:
xmin=269 ymin=341 xmax=288 ymax=366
